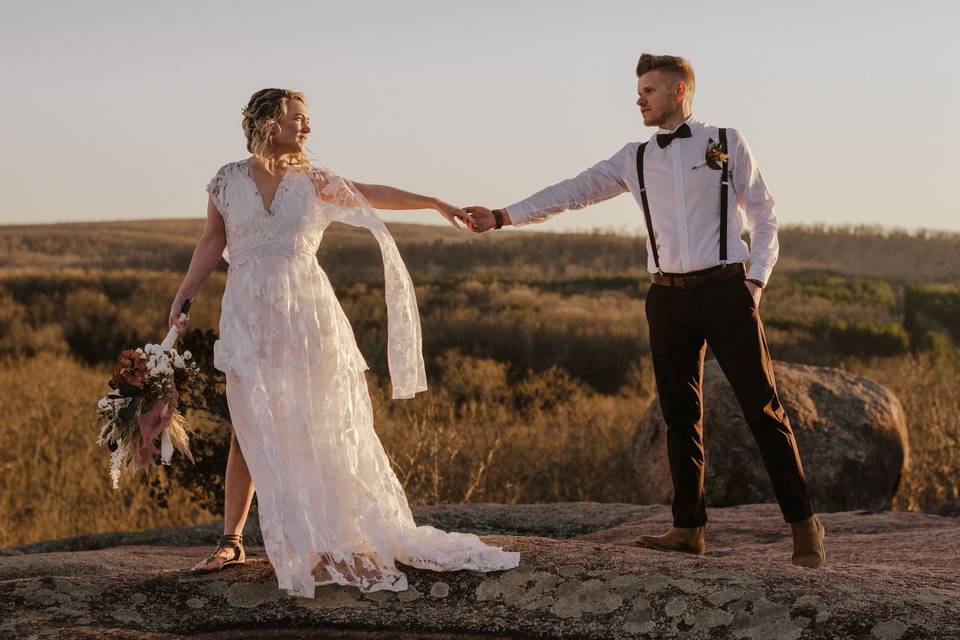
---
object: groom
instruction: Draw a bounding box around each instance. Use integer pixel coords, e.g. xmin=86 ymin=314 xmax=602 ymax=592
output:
xmin=465 ymin=53 xmax=824 ymax=568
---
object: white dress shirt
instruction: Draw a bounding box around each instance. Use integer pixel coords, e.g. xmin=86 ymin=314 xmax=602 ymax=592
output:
xmin=505 ymin=116 xmax=780 ymax=284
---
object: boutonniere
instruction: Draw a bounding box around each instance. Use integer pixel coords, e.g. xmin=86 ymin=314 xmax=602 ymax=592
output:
xmin=692 ymin=138 xmax=729 ymax=170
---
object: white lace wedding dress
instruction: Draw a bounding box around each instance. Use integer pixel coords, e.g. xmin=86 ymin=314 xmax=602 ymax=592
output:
xmin=204 ymin=159 xmax=519 ymax=597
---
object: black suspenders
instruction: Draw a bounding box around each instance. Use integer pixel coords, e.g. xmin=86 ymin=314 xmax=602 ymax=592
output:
xmin=718 ymin=128 xmax=729 ymax=264
xmin=635 ymin=142 xmax=660 ymax=273
xmin=636 ymin=128 xmax=729 ymax=274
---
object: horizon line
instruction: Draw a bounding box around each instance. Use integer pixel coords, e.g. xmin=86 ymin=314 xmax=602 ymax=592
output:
xmin=2 ymin=216 xmax=959 ymax=240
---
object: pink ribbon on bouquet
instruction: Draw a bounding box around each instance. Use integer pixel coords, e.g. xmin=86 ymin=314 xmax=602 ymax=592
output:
xmin=135 ymin=301 xmax=190 ymax=465
xmin=136 ymin=382 xmax=179 ymax=465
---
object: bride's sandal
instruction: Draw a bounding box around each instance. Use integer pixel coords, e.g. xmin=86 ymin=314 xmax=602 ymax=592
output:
xmin=190 ymin=534 xmax=245 ymax=573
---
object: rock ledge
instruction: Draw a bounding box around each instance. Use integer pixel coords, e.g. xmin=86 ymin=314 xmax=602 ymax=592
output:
xmin=2 ymin=503 xmax=957 ymax=639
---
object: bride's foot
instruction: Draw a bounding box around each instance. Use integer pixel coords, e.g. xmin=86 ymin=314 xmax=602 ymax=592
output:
xmin=190 ymin=534 xmax=246 ymax=573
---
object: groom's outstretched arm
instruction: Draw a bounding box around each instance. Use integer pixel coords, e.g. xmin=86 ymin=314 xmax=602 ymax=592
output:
xmin=466 ymin=144 xmax=632 ymax=232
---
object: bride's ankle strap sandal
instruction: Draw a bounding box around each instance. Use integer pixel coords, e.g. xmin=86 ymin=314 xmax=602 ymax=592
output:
xmin=190 ymin=534 xmax=246 ymax=573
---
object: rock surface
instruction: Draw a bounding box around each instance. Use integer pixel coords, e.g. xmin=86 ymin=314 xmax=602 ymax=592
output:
xmin=3 ymin=503 xmax=958 ymax=639
xmin=3 ymin=503 xmax=664 ymax=556
xmin=632 ymin=360 xmax=909 ymax=513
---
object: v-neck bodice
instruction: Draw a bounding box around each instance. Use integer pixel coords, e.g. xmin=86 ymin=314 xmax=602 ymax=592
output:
xmin=244 ymin=159 xmax=290 ymax=215
xmin=205 ymin=159 xmax=332 ymax=267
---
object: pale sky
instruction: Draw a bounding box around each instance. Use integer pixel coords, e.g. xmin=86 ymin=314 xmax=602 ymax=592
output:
xmin=2 ymin=0 xmax=958 ymax=233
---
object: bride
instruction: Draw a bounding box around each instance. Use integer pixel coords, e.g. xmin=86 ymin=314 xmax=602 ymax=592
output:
xmin=169 ymin=88 xmax=518 ymax=597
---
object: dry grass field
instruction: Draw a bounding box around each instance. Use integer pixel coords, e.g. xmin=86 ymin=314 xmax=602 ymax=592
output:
xmin=0 ymin=220 xmax=957 ymax=548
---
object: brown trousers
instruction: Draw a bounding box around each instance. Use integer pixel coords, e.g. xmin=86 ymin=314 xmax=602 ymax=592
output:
xmin=645 ymin=271 xmax=814 ymax=527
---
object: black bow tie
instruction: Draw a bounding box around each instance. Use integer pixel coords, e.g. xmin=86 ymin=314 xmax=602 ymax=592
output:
xmin=656 ymin=122 xmax=692 ymax=148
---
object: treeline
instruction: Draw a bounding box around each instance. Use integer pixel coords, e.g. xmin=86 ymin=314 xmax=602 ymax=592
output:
xmin=1 ymin=267 xmax=958 ymax=393
xmin=2 ymin=220 xmax=958 ymax=283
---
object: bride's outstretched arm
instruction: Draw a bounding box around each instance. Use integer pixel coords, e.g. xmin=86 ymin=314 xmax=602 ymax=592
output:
xmin=168 ymin=199 xmax=227 ymax=328
xmin=352 ymin=182 xmax=470 ymax=229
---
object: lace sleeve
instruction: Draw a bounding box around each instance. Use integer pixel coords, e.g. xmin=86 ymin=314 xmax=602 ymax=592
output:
xmin=310 ymin=168 xmax=362 ymax=208
xmin=206 ymin=167 xmax=228 ymax=214
xmin=312 ymin=168 xmax=427 ymax=400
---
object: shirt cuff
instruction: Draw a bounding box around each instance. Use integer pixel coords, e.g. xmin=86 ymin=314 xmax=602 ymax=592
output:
xmin=504 ymin=202 xmax=537 ymax=227
xmin=746 ymin=263 xmax=773 ymax=286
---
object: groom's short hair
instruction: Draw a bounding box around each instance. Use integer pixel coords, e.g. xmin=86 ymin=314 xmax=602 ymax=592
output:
xmin=636 ymin=53 xmax=696 ymax=97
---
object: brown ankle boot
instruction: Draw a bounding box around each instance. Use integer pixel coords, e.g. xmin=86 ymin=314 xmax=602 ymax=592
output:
xmin=791 ymin=515 xmax=825 ymax=568
xmin=636 ymin=526 xmax=705 ymax=554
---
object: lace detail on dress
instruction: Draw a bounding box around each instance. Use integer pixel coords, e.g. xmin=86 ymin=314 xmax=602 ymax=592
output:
xmin=207 ymin=161 xmax=518 ymax=598
xmin=311 ymin=168 xmax=361 ymax=208
xmin=228 ymin=242 xmax=317 ymax=268
xmin=307 ymin=168 xmax=427 ymax=399
xmin=205 ymin=169 xmax=227 ymax=213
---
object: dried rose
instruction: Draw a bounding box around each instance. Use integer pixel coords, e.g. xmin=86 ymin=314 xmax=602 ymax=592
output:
xmin=109 ymin=349 xmax=147 ymax=390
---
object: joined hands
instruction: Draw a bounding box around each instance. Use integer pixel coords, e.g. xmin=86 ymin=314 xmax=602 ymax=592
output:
xmin=434 ymin=202 xmax=510 ymax=233
xmin=462 ymin=206 xmax=509 ymax=233
xmin=434 ymin=200 xmax=474 ymax=230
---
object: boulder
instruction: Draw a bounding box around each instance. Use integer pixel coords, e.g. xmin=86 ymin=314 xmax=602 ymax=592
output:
xmin=2 ymin=503 xmax=958 ymax=639
xmin=631 ymin=360 xmax=909 ymax=512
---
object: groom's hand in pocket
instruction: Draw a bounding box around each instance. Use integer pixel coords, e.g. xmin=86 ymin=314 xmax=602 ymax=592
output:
xmin=744 ymin=280 xmax=763 ymax=308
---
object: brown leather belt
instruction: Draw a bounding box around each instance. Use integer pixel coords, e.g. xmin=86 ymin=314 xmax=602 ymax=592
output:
xmin=651 ymin=263 xmax=745 ymax=289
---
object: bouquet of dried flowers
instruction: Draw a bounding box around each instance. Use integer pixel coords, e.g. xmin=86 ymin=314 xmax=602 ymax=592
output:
xmin=96 ymin=300 xmax=198 ymax=488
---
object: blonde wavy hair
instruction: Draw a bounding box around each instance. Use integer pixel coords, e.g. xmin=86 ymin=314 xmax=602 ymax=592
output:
xmin=242 ymin=88 xmax=310 ymax=174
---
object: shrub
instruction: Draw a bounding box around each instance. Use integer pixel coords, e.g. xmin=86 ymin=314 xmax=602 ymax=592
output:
xmin=160 ymin=329 xmax=232 ymax=515
xmin=780 ymin=270 xmax=898 ymax=308
xmin=0 ymin=290 xmax=38 ymax=356
xmin=763 ymin=314 xmax=909 ymax=358
xmin=903 ymin=284 xmax=960 ymax=350
xmin=60 ymin=289 xmax=153 ymax=365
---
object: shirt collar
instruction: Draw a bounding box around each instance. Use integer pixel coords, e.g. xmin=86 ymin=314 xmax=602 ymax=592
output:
xmin=657 ymin=114 xmax=697 ymax=134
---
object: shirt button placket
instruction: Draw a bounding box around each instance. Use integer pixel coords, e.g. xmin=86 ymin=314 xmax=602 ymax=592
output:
xmin=673 ymin=145 xmax=690 ymax=272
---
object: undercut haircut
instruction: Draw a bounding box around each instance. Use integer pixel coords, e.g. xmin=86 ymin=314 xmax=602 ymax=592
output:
xmin=636 ymin=53 xmax=696 ymax=97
